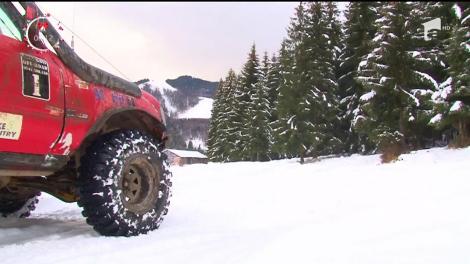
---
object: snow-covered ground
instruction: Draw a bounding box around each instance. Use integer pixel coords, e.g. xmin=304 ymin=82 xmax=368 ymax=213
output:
xmin=177 ymin=97 xmax=213 ymax=119
xmin=1 ymin=147 xmax=470 ymax=264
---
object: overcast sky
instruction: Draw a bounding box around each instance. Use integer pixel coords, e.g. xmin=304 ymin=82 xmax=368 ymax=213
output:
xmin=36 ymin=2 xmax=346 ymax=82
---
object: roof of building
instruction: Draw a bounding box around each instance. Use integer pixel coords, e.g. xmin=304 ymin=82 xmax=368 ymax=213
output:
xmin=164 ymin=149 xmax=207 ymax=159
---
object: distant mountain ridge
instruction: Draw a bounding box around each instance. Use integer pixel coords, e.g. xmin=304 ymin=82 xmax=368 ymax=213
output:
xmin=166 ymin=75 xmax=218 ymax=98
xmin=136 ymin=75 xmax=218 ymax=152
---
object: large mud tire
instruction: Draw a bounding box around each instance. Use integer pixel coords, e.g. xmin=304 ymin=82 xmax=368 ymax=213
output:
xmin=0 ymin=188 xmax=40 ymax=218
xmin=78 ymin=130 xmax=172 ymax=237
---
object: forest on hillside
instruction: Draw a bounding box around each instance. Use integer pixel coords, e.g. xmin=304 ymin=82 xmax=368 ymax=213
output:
xmin=207 ymin=2 xmax=469 ymax=163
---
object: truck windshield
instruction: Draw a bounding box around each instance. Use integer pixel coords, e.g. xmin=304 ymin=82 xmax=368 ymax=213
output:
xmin=0 ymin=6 xmax=21 ymax=40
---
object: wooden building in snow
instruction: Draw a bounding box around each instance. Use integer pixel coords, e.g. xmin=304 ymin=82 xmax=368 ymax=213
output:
xmin=164 ymin=149 xmax=208 ymax=166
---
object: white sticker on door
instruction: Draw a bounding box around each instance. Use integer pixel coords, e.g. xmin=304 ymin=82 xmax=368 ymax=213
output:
xmin=0 ymin=112 xmax=23 ymax=140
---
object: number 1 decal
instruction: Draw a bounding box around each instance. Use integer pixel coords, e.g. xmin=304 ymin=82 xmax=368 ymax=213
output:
xmin=20 ymin=53 xmax=50 ymax=101
xmin=32 ymin=73 xmax=42 ymax=97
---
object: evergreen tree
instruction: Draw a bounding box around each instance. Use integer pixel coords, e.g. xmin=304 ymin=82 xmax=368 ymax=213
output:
xmin=187 ymin=140 xmax=194 ymax=150
xmin=274 ymin=2 xmax=342 ymax=163
xmin=261 ymin=52 xmax=270 ymax=79
xmin=207 ymin=79 xmax=226 ymax=161
xmin=355 ymin=2 xmax=440 ymax=162
xmin=300 ymin=2 xmax=342 ymax=158
xmin=273 ymin=3 xmax=309 ymax=162
xmin=267 ymin=53 xmax=281 ymax=122
xmin=338 ymin=2 xmax=379 ymax=153
xmin=245 ymin=53 xmax=272 ymax=161
xmin=403 ymin=2 xmax=457 ymax=148
xmin=417 ymin=2 xmax=460 ymax=84
xmin=207 ymin=69 xmax=244 ymax=162
xmin=265 ymin=53 xmax=282 ymax=159
xmin=223 ymin=70 xmax=244 ymax=161
xmin=430 ymin=3 xmax=470 ymax=147
xmin=272 ymin=39 xmax=295 ymax=159
xmin=325 ymin=2 xmax=343 ymax=78
xmin=237 ymin=44 xmax=262 ymax=160
xmin=310 ymin=2 xmax=343 ymax=155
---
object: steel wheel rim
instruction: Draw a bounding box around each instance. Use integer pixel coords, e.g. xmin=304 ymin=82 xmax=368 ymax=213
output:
xmin=120 ymin=155 xmax=160 ymax=215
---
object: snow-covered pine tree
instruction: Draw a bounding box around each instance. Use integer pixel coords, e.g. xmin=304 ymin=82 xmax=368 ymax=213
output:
xmin=430 ymin=3 xmax=470 ymax=147
xmin=261 ymin=52 xmax=270 ymax=79
xmin=237 ymin=44 xmax=262 ymax=160
xmin=272 ymin=39 xmax=295 ymax=159
xmin=273 ymin=2 xmax=343 ymax=163
xmin=265 ymin=53 xmax=281 ymax=159
xmin=220 ymin=69 xmax=242 ymax=161
xmin=326 ymin=3 xmax=345 ymax=151
xmin=244 ymin=53 xmax=272 ymax=161
xmin=207 ymin=79 xmax=225 ymax=161
xmin=417 ymin=2 xmax=459 ymax=83
xmin=325 ymin=2 xmax=343 ymax=80
xmin=187 ymin=140 xmax=194 ymax=150
xmin=267 ymin=53 xmax=281 ymax=122
xmin=355 ymin=2 xmax=440 ymax=162
xmin=272 ymin=3 xmax=311 ymax=162
xmin=402 ymin=2 xmax=458 ymax=148
xmin=338 ymin=2 xmax=379 ymax=154
xmin=301 ymin=2 xmax=342 ymax=158
xmin=316 ymin=2 xmax=343 ymax=155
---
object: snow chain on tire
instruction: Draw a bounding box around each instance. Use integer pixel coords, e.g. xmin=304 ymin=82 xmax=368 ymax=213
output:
xmin=77 ymin=129 xmax=172 ymax=236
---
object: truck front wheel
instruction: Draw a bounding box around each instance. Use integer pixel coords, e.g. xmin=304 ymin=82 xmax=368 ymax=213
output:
xmin=77 ymin=129 xmax=172 ymax=236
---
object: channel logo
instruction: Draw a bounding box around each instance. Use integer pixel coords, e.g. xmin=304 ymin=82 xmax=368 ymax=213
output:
xmin=422 ymin=18 xmax=451 ymax=41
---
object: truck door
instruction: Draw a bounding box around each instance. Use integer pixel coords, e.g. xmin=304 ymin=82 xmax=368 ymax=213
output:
xmin=0 ymin=6 xmax=64 ymax=155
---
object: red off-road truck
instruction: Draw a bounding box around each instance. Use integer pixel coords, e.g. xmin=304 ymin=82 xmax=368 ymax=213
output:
xmin=0 ymin=2 xmax=172 ymax=236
